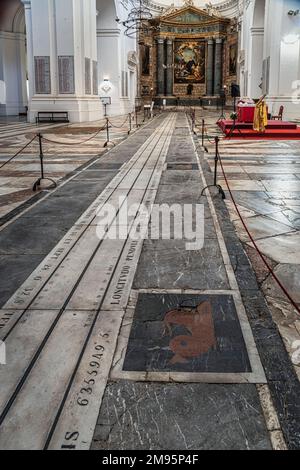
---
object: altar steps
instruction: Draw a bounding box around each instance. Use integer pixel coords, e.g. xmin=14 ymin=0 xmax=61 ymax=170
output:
xmin=218 ymin=120 xmax=300 ymax=140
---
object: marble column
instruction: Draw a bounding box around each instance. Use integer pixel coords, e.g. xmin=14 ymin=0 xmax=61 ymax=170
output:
xmin=206 ymin=38 xmax=214 ymax=96
xmin=156 ymin=37 xmax=165 ymax=95
xmin=214 ymin=38 xmax=223 ymax=95
xmin=166 ymin=38 xmax=174 ymax=96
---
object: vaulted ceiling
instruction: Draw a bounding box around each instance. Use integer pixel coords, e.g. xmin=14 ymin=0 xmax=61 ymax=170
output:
xmin=0 ymin=0 xmax=24 ymax=33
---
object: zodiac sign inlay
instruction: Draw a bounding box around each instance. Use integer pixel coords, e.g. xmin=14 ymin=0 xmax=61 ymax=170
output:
xmin=164 ymin=301 xmax=217 ymax=365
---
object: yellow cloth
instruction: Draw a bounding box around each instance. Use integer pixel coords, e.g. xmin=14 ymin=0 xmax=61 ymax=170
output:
xmin=253 ymin=101 xmax=268 ymax=132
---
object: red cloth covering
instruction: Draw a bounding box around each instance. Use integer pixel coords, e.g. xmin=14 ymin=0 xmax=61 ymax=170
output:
xmin=238 ymin=105 xmax=255 ymax=123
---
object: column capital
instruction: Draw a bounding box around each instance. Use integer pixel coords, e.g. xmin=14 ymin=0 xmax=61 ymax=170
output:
xmin=250 ymin=27 xmax=264 ymax=36
xmin=166 ymin=38 xmax=173 ymax=45
xmin=215 ymin=38 xmax=224 ymax=44
xmin=156 ymin=37 xmax=165 ymax=44
xmin=21 ymin=0 xmax=31 ymax=9
xmin=207 ymin=38 xmax=214 ymax=45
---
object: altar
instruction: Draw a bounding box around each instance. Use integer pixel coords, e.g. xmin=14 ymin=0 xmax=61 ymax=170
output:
xmin=237 ymin=103 xmax=269 ymax=123
xmin=238 ymin=104 xmax=255 ymax=123
xmin=139 ymin=2 xmax=239 ymax=106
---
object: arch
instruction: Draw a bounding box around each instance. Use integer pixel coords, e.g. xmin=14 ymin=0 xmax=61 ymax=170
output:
xmin=0 ymin=0 xmax=28 ymax=116
xmin=13 ymin=5 xmax=26 ymax=34
xmin=0 ymin=0 xmax=24 ymax=33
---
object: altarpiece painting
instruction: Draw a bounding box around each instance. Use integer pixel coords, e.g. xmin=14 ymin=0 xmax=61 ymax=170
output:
xmin=174 ymin=41 xmax=206 ymax=84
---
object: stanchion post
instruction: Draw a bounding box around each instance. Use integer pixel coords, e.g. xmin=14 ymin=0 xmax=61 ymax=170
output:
xmin=214 ymin=136 xmax=219 ymax=186
xmin=192 ymin=110 xmax=196 ymax=134
xmin=200 ymin=135 xmax=225 ymax=200
xmin=128 ymin=113 xmax=132 ymax=135
xmin=33 ymin=133 xmax=57 ymax=192
xmin=202 ymin=119 xmax=205 ymax=147
xmin=103 ymin=117 xmax=115 ymax=148
xmin=135 ymin=107 xmax=140 ymax=128
xmin=106 ymin=117 xmax=109 ymax=142
xmin=104 ymin=118 xmax=109 ymax=147
xmin=38 ymin=133 xmax=44 ymax=180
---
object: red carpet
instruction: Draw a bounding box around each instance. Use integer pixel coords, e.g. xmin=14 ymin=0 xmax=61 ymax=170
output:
xmin=218 ymin=120 xmax=300 ymax=139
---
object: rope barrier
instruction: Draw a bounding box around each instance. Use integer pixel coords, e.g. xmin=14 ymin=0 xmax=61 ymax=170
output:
xmin=192 ymin=115 xmax=225 ymax=145
xmin=107 ymin=115 xmax=130 ymax=129
xmin=41 ymin=125 xmax=107 ymax=146
xmin=203 ymin=127 xmax=216 ymax=144
xmin=195 ymin=117 xmax=300 ymax=314
xmin=217 ymin=150 xmax=300 ymax=316
xmin=0 ymin=135 xmax=37 ymax=170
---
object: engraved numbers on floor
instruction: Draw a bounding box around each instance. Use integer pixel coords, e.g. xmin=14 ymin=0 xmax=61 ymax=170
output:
xmin=0 ymin=114 xmax=176 ymax=450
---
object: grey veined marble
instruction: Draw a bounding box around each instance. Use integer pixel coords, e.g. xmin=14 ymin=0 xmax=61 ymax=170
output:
xmin=92 ymin=382 xmax=272 ymax=450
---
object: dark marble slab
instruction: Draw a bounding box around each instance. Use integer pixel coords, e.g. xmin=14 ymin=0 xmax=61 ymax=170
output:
xmin=89 ymin=162 xmax=123 ymax=170
xmin=0 ymin=254 xmax=45 ymax=306
xmin=92 ymin=382 xmax=271 ymax=450
xmin=147 ymin=216 xmax=216 ymax=240
xmin=73 ymin=170 xmax=117 ymax=182
xmin=155 ymin=184 xmax=206 ymax=204
xmin=167 ymin=163 xmax=199 ymax=171
xmin=133 ymin=239 xmax=229 ymax=290
xmin=20 ymin=194 xmax=99 ymax=221
xmin=123 ymin=293 xmax=251 ymax=373
xmin=0 ymin=219 xmax=69 ymax=255
xmin=161 ymin=170 xmax=201 ymax=186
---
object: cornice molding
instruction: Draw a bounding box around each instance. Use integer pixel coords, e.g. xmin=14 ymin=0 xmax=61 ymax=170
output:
xmin=144 ymin=0 xmax=240 ymax=19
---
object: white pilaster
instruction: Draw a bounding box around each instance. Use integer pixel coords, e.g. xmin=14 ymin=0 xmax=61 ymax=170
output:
xmin=248 ymin=26 xmax=264 ymax=99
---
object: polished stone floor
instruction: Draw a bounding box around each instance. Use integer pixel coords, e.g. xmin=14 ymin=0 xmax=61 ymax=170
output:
xmin=199 ymin=111 xmax=300 ymax=382
xmin=0 ymin=111 xmax=299 ymax=450
xmin=0 ymin=113 xmax=140 ymax=221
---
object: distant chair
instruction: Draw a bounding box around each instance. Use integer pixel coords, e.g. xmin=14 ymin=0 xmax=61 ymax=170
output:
xmin=272 ymin=105 xmax=284 ymax=121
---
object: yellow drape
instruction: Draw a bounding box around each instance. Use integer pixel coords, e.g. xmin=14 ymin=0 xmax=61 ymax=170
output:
xmin=253 ymin=101 xmax=268 ymax=132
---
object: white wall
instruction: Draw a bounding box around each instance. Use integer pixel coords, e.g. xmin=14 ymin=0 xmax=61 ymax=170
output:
xmin=23 ymin=0 xmax=101 ymax=123
xmin=266 ymin=0 xmax=300 ymax=119
xmin=240 ymin=0 xmax=300 ymax=120
xmin=96 ymin=0 xmax=137 ymax=118
xmin=13 ymin=0 xmax=137 ymax=122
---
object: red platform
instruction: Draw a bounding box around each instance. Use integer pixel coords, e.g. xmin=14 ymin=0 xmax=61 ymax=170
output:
xmin=218 ymin=119 xmax=300 ymax=140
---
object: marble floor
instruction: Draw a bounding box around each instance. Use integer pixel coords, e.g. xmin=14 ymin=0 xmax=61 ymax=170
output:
xmin=0 ymin=111 xmax=299 ymax=450
xmin=199 ymin=110 xmax=300 ymax=381
xmin=0 ymin=113 xmax=144 ymax=222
